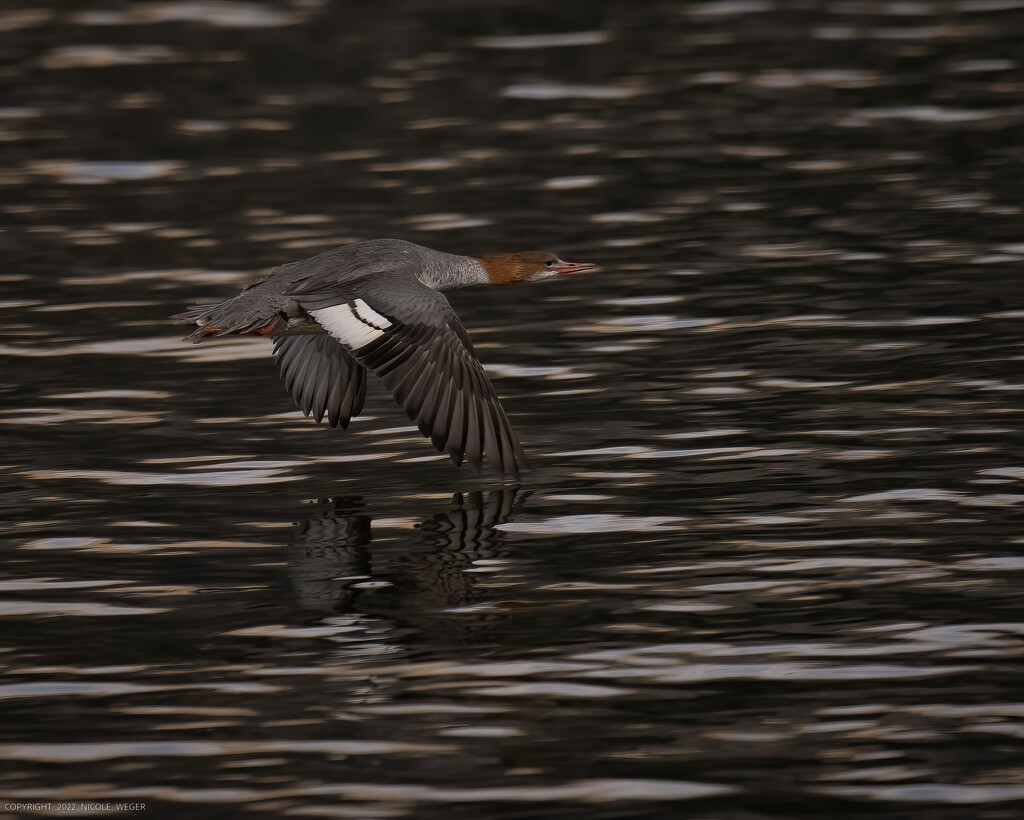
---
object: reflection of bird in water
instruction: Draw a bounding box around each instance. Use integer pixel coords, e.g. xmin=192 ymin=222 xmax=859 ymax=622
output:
xmin=286 ymin=489 xmax=529 ymax=625
xmin=284 ymin=490 xmax=529 ymax=711
xmin=401 ymin=489 xmax=528 ymax=615
xmin=287 ymin=497 xmax=372 ymax=615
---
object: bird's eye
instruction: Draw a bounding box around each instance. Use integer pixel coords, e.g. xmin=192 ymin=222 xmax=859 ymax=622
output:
xmin=545 ymin=260 xmax=555 ymax=267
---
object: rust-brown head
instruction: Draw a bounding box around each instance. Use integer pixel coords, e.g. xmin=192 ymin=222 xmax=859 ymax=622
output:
xmin=474 ymin=251 xmax=597 ymax=285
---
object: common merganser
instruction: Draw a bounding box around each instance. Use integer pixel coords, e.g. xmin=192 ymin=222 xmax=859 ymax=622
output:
xmin=173 ymin=239 xmax=596 ymax=479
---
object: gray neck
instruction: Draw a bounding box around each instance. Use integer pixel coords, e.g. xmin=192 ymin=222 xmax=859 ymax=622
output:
xmin=417 ymin=252 xmax=489 ymax=291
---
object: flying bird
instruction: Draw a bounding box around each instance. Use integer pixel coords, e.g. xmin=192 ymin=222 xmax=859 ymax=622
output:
xmin=174 ymin=239 xmax=595 ymax=479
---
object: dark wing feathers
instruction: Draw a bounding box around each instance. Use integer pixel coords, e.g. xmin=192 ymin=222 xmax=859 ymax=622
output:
xmin=293 ymin=275 xmax=527 ymax=479
xmin=273 ymin=334 xmax=366 ymax=429
xmin=352 ymin=321 xmax=527 ymax=478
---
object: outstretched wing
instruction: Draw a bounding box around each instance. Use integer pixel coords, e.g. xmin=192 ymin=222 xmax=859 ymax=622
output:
xmin=293 ymin=274 xmax=528 ymax=479
xmin=272 ymin=333 xmax=367 ymax=428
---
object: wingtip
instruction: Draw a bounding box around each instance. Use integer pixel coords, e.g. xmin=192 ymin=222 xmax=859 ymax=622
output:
xmin=506 ymin=459 xmax=526 ymax=483
xmin=487 ymin=452 xmax=527 ymax=483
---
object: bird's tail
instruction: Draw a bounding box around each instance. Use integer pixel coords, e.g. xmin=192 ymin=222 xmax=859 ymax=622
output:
xmin=172 ymin=301 xmax=281 ymax=343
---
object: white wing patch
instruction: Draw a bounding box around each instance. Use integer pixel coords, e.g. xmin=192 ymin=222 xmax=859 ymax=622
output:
xmin=351 ymin=299 xmax=392 ymax=330
xmin=311 ymin=301 xmax=391 ymax=350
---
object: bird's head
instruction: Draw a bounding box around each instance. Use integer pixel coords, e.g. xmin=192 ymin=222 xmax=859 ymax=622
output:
xmin=474 ymin=251 xmax=597 ymax=285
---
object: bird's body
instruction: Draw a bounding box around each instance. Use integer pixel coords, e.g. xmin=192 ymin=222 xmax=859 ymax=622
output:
xmin=174 ymin=239 xmax=595 ymax=479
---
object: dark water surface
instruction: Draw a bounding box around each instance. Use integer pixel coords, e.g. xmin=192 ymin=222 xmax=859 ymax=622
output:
xmin=3 ymin=2 xmax=1024 ymax=818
